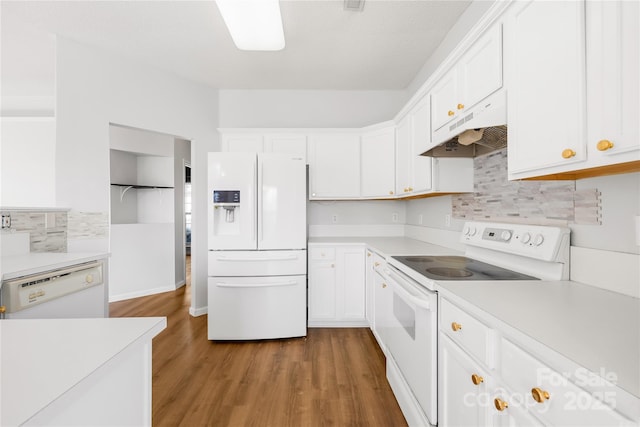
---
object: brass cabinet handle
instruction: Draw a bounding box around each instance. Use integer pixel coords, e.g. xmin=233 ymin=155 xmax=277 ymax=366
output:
xmin=382 ymin=283 xmax=387 ymax=288
xmin=0 ymin=306 xmax=5 ymax=314
xmin=389 ymin=190 xmax=394 ymax=195
xmin=367 ymin=252 xmax=371 ymax=257
xmin=457 ymin=103 xmax=465 ymax=110
xmin=448 ymin=110 xmax=455 ymax=116
xmin=451 ymin=322 xmax=462 ymax=332
xmin=562 ymin=148 xmax=576 ymax=159
xmin=408 ymin=187 xmax=413 ymax=191
xmin=374 ymin=262 xmax=380 ymax=267
xmin=531 ymin=387 xmax=550 ymax=403
xmin=494 ymin=398 xmax=509 ymax=412
xmin=596 ymin=139 xmax=614 ymax=151
xmin=471 ymin=374 xmax=484 ymax=385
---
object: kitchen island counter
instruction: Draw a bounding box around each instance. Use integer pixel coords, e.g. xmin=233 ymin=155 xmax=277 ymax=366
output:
xmin=0 ymin=316 xmax=166 ymax=426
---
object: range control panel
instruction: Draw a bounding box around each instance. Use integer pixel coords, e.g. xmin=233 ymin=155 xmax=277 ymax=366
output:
xmin=461 ymin=221 xmax=570 ymax=262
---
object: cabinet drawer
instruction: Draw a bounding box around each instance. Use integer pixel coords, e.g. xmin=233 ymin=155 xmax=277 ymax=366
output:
xmin=309 ymin=247 xmax=335 ymax=261
xmin=440 ymin=298 xmax=493 ymax=367
xmin=501 ymin=338 xmax=632 ymax=426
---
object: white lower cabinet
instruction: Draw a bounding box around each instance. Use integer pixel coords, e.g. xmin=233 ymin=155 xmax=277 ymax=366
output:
xmin=438 ymin=296 xmax=634 ymax=426
xmin=440 ymin=334 xmax=491 ymax=426
xmin=308 ymin=244 xmax=366 ymax=326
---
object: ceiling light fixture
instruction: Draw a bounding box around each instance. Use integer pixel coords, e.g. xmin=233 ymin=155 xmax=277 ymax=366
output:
xmin=215 ymin=0 xmax=285 ymax=51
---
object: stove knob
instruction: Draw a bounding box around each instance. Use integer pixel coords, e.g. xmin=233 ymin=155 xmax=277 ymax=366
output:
xmin=521 ymin=232 xmax=531 ymax=244
xmin=533 ymin=234 xmax=544 ymax=246
xmin=501 ymin=230 xmax=512 ymax=241
xmin=469 ymin=227 xmax=477 ymax=236
xmin=463 ymin=226 xmax=471 ymax=236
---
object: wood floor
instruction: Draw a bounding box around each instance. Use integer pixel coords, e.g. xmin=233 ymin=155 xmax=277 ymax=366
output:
xmin=109 ymin=257 xmax=407 ymax=427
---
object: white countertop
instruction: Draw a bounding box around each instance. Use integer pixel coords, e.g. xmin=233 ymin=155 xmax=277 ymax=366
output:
xmin=310 ymin=236 xmax=640 ymax=400
xmin=0 ymin=317 xmax=167 ymax=426
xmin=1 ymin=251 xmax=110 ymax=281
xmin=437 ymin=280 xmax=640 ymax=400
xmin=308 ymin=236 xmax=462 ymax=257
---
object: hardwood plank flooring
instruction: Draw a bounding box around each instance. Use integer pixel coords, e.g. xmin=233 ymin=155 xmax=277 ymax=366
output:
xmin=109 ymin=257 xmax=407 ymax=427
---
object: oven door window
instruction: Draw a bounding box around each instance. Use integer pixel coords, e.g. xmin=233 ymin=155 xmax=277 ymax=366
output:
xmin=393 ymin=293 xmax=416 ymax=340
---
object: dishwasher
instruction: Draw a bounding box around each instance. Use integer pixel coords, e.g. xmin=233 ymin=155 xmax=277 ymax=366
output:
xmin=0 ymin=260 xmax=106 ymax=319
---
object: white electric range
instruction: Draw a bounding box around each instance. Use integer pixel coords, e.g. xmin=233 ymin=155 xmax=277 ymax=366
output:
xmin=377 ymin=221 xmax=570 ymax=426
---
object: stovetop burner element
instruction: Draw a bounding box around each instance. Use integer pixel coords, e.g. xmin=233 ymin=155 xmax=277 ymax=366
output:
xmin=392 ymin=255 xmax=538 ymax=281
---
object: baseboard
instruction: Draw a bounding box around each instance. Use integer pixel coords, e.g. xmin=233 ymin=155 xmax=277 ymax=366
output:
xmin=189 ymin=306 xmax=208 ymax=317
xmin=308 ymin=320 xmax=370 ymax=328
xmin=109 ymin=285 xmax=175 ymax=302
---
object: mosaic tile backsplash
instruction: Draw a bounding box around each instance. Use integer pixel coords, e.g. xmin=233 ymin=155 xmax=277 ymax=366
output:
xmin=452 ymin=149 xmax=601 ymax=225
xmin=0 ymin=210 xmax=68 ymax=252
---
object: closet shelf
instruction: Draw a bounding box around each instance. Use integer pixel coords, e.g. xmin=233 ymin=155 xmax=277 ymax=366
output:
xmin=111 ymin=183 xmax=174 ymax=202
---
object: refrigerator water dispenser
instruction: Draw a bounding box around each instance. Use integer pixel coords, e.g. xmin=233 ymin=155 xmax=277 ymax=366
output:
xmin=213 ymin=190 xmax=240 ymax=235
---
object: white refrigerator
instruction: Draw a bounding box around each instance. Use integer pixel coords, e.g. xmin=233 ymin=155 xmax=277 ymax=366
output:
xmin=207 ymin=152 xmax=307 ymax=340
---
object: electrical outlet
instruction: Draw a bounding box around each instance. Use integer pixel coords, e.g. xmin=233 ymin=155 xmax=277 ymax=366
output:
xmin=418 ymin=214 xmax=423 ymax=225
xmin=445 ymin=214 xmax=451 ymax=227
xmin=392 ymin=212 xmax=399 ymax=223
xmin=332 ymin=214 xmax=338 ymax=224
xmin=1 ymin=214 xmax=11 ymax=229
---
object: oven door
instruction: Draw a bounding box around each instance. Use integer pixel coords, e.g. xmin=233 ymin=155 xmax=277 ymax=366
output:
xmin=383 ymin=265 xmax=438 ymax=425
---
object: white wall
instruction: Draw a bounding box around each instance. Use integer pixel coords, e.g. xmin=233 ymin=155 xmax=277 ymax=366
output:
xmin=55 ymin=37 xmax=219 ymax=313
xmin=174 ymin=139 xmax=191 ymax=287
xmin=0 ymin=117 xmax=56 ymax=207
xmin=219 ymin=90 xmax=409 ymax=128
xmin=406 ymin=0 xmax=496 ymax=96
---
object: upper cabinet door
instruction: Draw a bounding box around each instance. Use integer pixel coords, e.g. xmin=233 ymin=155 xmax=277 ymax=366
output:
xmin=361 ymin=126 xmax=396 ymax=198
xmin=411 ymin=95 xmax=432 ymax=155
xmin=459 ymin=24 xmax=503 ymax=113
xmin=506 ymin=0 xmax=587 ymax=177
xmin=264 ymin=134 xmax=307 ymax=161
xmin=221 ymin=133 xmax=264 ymax=152
xmin=431 ymin=70 xmax=459 ymax=132
xmin=395 ymin=116 xmax=411 ymax=196
xmin=308 ymin=133 xmax=361 ymax=199
xmin=586 ymin=0 xmax=640 ymax=164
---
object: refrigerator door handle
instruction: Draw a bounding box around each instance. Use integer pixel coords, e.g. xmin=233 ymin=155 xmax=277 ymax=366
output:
xmin=259 ymin=160 xmax=264 ymax=243
xmin=215 ymin=280 xmax=298 ymax=288
xmin=215 ymin=254 xmax=299 ymax=262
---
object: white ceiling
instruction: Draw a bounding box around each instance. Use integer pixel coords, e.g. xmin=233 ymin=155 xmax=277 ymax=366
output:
xmin=1 ymin=0 xmax=472 ymax=92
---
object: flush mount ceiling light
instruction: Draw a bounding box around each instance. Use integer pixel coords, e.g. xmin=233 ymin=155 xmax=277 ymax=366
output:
xmin=215 ymin=0 xmax=285 ymax=51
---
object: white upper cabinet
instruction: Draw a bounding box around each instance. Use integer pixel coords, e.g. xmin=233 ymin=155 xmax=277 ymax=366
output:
xmin=264 ymin=134 xmax=307 ymax=161
xmin=409 ymin=96 xmax=434 ymax=193
xmin=221 ymin=133 xmax=264 ymax=152
xmin=507 ymin=0 xmax=640 ymax=180
xmin=361 ymin=126 xmax=396 ymax=198
xmin=431 ymin=70 xmax=460 ymax=134
xmin=506 ymin=0 xmax=588 ymax=178
xmin=308 ymin=133 xmax=361 ymax=199
xmin=431 ymin=24 xmax=503 ymax=145
xmin=395 ymin=100 xmax=433 ymax=196
xmin=585 ymin=0 xmax=640 ymax=169
xmin=395 ymin=116 xmax=411 ymax=196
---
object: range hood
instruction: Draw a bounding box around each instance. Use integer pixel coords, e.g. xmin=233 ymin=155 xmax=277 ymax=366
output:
xmin=422 ymin=89 xmax=507 ymax=157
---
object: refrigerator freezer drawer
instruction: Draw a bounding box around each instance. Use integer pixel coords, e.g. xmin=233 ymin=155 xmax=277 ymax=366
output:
xmin=208 ymin=249 xmax=306 ymax=276
xmin=207 ymin=275 xmax=307 ymax=340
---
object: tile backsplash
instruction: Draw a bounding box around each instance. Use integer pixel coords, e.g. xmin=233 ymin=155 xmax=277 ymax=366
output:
xmin=452 ymin=149 xmax=601 ymax=225
xmin=0 ymin=210 xmax=68 ymax=252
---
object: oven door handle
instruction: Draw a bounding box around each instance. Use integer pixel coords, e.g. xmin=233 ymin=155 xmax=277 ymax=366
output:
xmin=384 ymin=268 xmax=433 ymax=311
